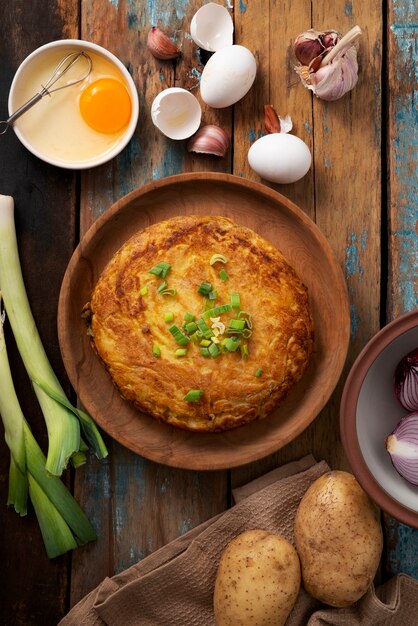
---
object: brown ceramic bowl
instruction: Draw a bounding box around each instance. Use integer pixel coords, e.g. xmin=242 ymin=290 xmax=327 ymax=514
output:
xmin=340 ymin=310 xmax=418 ymax=528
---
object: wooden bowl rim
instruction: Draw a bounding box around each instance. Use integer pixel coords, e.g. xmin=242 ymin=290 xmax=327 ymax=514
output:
xmin=58 ymin=172 xmax=350 ymax=469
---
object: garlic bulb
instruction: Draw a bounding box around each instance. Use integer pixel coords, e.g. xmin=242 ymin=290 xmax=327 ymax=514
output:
xmin=294 ymin=25 xmax=362 ymax=101
xmin=147 ymin=27 xmax=180 ymax=60
xmin=187 ymin=125 xmax=229 ymax=157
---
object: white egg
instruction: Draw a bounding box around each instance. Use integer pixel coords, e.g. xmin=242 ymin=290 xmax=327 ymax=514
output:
xmin=200 ymin=45 xmax=256 ymax=109
xmin=248 ymin=133 xmax=312 ymax=184
xmin=151 ymin=88 xmax=201 ymax=140
xmin=190 ymin=3 xmax=233 ymax=52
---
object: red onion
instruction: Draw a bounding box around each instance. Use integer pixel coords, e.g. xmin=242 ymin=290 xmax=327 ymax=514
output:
xmin=386 ymin=412 xmax=418 ymax=485
xmin=394 ymin=348 xmax=418 ymax=412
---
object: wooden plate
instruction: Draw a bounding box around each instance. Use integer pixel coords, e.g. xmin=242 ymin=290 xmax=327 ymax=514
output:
xmin=58 ymin=173 xmax=349 ymax=470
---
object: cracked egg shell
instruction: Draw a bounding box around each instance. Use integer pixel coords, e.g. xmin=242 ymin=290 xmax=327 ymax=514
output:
xmin=200 ymin=45 xmax=257 ymax=109
xmin=151 ymin=87 xmax=202 ymax=140
xmin=190 ymin=3 xmax=233 ymax=52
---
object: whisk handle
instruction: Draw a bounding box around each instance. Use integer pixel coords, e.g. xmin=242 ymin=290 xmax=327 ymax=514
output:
xmin=4 ymin=92 xmax=44 ymax=128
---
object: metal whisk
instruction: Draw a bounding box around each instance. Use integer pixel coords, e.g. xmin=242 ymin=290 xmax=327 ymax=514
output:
xmin=0 ymin=51 xmax=92 ymax=135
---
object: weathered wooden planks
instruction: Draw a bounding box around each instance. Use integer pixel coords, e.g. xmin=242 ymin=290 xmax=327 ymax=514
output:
xmin=0 ymin=1 xmax=79 ymax=623
xmin=232 ymin=0 xmax=382 ymax=492
xmin=70 ymin=0 xmax=230 ymax=606
xmin=386 ymin=0 xmax=418 ymax=579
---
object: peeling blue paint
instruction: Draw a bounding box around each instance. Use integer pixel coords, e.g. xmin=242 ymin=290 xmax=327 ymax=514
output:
xmin=152 ymin=141 xmax=185 ymax=180
xmin=239 ymin=0 xmax=247 ymax=13
xmin=322 ymin=105 xmax=329 ymax=142
xmin=304 ymin=121 xmax=311 ymax=133
xmin=349 ymin=303 xmax=360 ymax=337
xmin=249 ymin=129 xmax=256 ymax=144
xmin=344 ymin=0 xmax=352 ymax=16
xmin=127 ymin=6 xmax=139 ymax=29
xmin=345 ymin=233 xmax=364 ymax=278
xmin=179 ymin=517 xmax=193 ymax=535
xmin=147 ymin=0 xmax=189 ymax=27
xmin=324 ymin=156 xmax=329 ymax=169
xmin=388 ymin=521 xmax=418 ymax=577
xmin=390 ymin=11 xmax=418 ymax=316
xmin=108 ymin=0 xmax=118 ymax=6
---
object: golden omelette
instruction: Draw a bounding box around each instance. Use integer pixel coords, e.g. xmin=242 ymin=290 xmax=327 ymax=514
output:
xmin=84 ymin=215 xmax=314 ymax=432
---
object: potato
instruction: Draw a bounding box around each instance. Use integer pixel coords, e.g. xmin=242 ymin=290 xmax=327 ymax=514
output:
xmin=294 ymin=470 xmax=383 ymax=608
xmin=214 ymin=529 xmax=300 ymax=626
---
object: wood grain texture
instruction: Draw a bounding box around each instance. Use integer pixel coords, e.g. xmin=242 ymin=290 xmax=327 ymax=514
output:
xmin=70 ymin=0 xmax=232 ymax=606
xmin=385 ymin=0 xmax=418 ymax=578
xmin=232 ymin=1 xmax=381 ymax=486
xmin=0 ymin=1 xmax=79 ymax=624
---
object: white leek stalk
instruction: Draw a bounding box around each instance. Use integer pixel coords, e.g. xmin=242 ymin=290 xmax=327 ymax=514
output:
xmin=0 ymin=305 xmax=96 ymax=557
xmin=0 ymin=194 xmax=107 ymax=475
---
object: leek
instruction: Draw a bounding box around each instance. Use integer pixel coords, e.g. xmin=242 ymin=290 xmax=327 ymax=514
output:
xmin=0 ymin=306 xmax=96 ymax=557
xmin=0 ymin=194 xmax=107 ymax=476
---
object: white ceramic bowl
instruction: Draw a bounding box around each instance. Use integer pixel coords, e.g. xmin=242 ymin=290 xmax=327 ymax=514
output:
xmin=8 ymin=39 xmax=139 ymax=169
xmin=340 ymin=310 xmax=418 ymax=527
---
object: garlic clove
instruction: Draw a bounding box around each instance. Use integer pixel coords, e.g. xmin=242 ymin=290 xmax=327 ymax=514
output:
xmin=264 ymin=104 xmax=281 ymax=134
xmin=190 ymin=3 xmax=233 ymax=52
xmin=151 ymin=88 xmax=201 ymax=140
xmin=147 ymin=27 xmax=180 ymax=60
xmin=264 ymin=105 xmax=293 ymax=135
xmin=187 ymin=125 xmax=230 ymax=157
xmin=293 ymin=29 xmax=338 ymax=66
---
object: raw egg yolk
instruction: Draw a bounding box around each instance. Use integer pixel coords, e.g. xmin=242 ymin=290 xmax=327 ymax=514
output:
xmin=79 ymin=78 xmax=132 ymax=133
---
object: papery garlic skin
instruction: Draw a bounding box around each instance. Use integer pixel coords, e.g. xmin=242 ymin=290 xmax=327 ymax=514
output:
xmin=187 ymin=125 xmax=229 ymax=157
xmin=296 ymin=45 xmax=359 ymax=101
xmin=147 ymin=27 xmax=180 ymax=60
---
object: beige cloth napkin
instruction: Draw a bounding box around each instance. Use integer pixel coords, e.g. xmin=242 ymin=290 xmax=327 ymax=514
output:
xmin=60 ymin=456 xmax=418 ymax=626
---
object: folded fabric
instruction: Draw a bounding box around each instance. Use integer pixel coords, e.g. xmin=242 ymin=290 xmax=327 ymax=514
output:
xmin=60 ymin=455 xmax=418 ymax=626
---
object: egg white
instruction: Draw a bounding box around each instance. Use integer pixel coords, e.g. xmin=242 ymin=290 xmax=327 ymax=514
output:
xmin=12 ymin=50 xmax=132 ymax=165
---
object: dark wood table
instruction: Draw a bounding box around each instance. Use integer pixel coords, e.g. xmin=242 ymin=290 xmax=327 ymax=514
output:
xmin=1 ymin=1 xmax=417 ymax=624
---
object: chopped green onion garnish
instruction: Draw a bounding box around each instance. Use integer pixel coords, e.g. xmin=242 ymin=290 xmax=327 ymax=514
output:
xmin=198 ymin=281 xmax=213 ymax=296
xmin=208 ymin=290 xmax=218 ymax=300
xmin=229 ymin=319 xmax=246 ymax=330
xmin=190 ymin=332 xmax=201 ymax=344
xmin=196 ymin=318 xmax=213 ymax=339
xmin=157 ymin=280 xmax=168 ymax=293
xmin=164 ymin=311 xmax=174 ymax=323
xmin=184 ymin=312 xmax=195 ymax=323
xmin=168 ymin=325 xmax=190 ymax=346
xmin=210 ymin=254 xmax=228 ymax=265
xmin=185 ymin=321 xmax=197 ymax=334
xmin=238 ymin=310 xmax=252 ymax=328
xmin=224 ymin=337 xmax=241 ymax=352
xmin=183 ymin=390 xmax=203 ymax=402
xmin=202 ymin=304 xmax=232 ymax=320
xmin=231 ymin=292 xmax=241 ymax=309
xmin=175 ymin=348 xmax=187 ymax=357
xmin=200 ymin=347 xmax=210 ymax=357
xmin=242 ymin=328 xmax=253 ymax=339
xmin=159 ymin=287 xmax=177 ymax=296
xmin=240 ymin=344 xmax=249 ymax=358
xmin=139 ymin=286 xmax=148 ymax=296
xmin=208 ymin=343 xmax=220 ymax=358
xmin=148 ymin=262 xmax=171 ymax=278
xmin=255 ymin=368 xmax=263 ymax=377
xmin=219 ymin=268 xmax=228 ymax=282
xmin=153 ymin=344 xmax=161 ymax=357
xmin=200 ymin=339 xmax=211 ymax=347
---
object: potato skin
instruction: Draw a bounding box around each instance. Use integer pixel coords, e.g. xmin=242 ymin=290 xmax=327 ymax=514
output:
xmin=214 ymin=529 xmax=300 ymax=626
xmin=294 ymin=471 xmax=383 ymax=608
